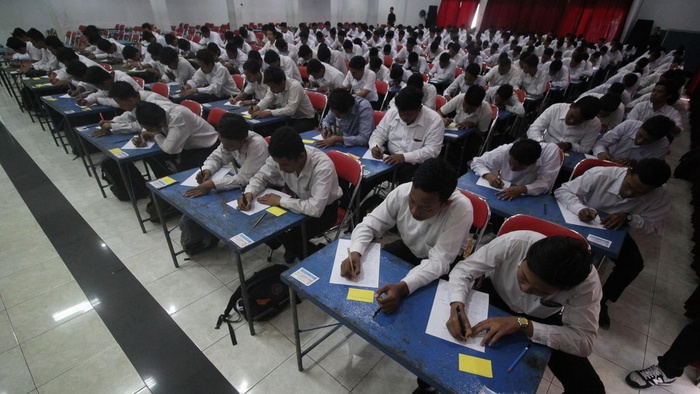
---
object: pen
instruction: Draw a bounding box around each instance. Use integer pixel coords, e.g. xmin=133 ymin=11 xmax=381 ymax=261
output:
xmin=372 ymin=305 xmax=381 ymax=318
xmin=99 ymin=112 xmax=105 ymax=122
xmin=456 ymin=306 xmax=467 ymax=337
xmin=507 ymin=343 xmax=531 ymax=372
xmin=253 ymin=211 xmax=267 ymax=228
xmin=347 ymin=247 xmax=355 ymax=277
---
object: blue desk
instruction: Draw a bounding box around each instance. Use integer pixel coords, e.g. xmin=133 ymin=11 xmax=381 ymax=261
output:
xmin=202 ymin=99 xmax=288 ymax=131
xmin=281 ymin=240 xmax=551 ymax=394
xmin=148 ymin=168 xmax=310 ymax=335
xmin=22 ymin=77 xmax=68 ymax=131
xmin=144 ymin=82 xmax=181 ymax=99
xmin=561 ymin=151 xmax=593 ymax=173
xmin=76 ymin=124 xmax=162 ymax=233
xmin=457 ymin=172 xmax=626 ymax=258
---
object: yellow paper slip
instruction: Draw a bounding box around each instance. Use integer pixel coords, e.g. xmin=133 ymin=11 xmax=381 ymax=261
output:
xmin=242 ymin=114 xmax=252 ymax=119
xmin=302 ymin=139 xmax=315 ymax=144
xmin=109 ymin=148 xmax=124 ymax=154
xmin=159 ymin=176 xmax=176 ymax=185
xmin=459 ymin=354 xmax=493 ymax=378
xmin=347 ymin=288 xmax=375 ymax=303
xmin=265 ymin=206 xmax=287 ymax=216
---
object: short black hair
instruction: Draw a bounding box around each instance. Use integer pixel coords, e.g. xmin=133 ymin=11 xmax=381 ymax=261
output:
xmin=177 ymin=38 xmax=191 ymax=51
xmin=622 ymin=73 xmax=639 ymax=88
xmin=509 ymin=139 xmax=542 ymax=166
xmin=263 ymin=66 xmax=286 ymax=85
xmin=207 ymin=42 xmax=221 ymax=56
xmin=96 ymin=39 xmax=114 ymax=52
xmin=142 ymin=31 xmax=155 ymax=42
xmin=66 ymin=61 xmax=88 ymax=78
xmin=242 ymin=59 xmax=261 ymax=74
xmin=641 ymin=115 xmax=674 ymax=140
xmin=464 ymin=85 xmax=486 ymax=106
xmin=298 ymin=44 xmax=312 ymax=58
xmin=217 ymin=113 xmax=249 ymax=140
xmin=135 ymin=101 xmax=167 ymax=128
xmin=465 ymin=62 xmax=481 ymax=77
xmin=147 ymin=42 xmax=163 ymax=56
xmin=389 ymin=65 xmax=404 ymax=81
xmin=327 ymin=88 xmax=355 ymax=113
xmin=407 ymin=52 xmax=419 ymax=63
xmin=549 ymin=59 xmax=563 ymax=73
xmin=268 ymin=127 xmax=305 ymax=160
xmin=263 ymin=49 xmax=280 ymax=65
xmin=348 ymin=56 xmax=365 ymax=70
xmin=12 ymin=28 xmax=28 ymax=38
xmin=122 ymin=45 xmax=139 ymax=60
xmin=411 ymin=158 xmax=458 ymax=203
xmin=159 ymin=47 xmax=178 ymax=65
xmin=629 ymin=158 xmax=671 ymax=187
xmin=306 ymin=58 xmax=324 ymax=74
xmin=655 ymin=80 xmax=680 ymax=104
xmin=108 ymin=81 xmax=139 ymax=100
xmin=56 ymin=48 xmax=78 ymax=64
xmin=44 ymin=35 xmax=64 ymax=50
xmin=195 ymin=49 xmax=215 ymax=65
xmin=5 ymin=36 xmax=26 ymax=51
xmin=27 ymin=28 xmax=45 ymax=42
xmin=275 ymin=39 xmax=288 ymax=52
xmin=394 ymin=86 xmax=423 ymax=112
xmin=368 ymin=56 xmax=382 ymax=71
xmin=526 ymin=236 xmax=592 ymax=290
xmin=439 ymin=52 xmax=451 ymax=64
xmin=83 ymin=66 xmax=112 ymax=86
xmin=598 ymin=93 xmax=621 ymax=113
xmin=524 ymin=54 xmax=539 ymax=68
xmin=200 ymin=26 xmax=210 ymax=35
xmin=571 ymin=96 xmax=601 ymax=120
xmin=496 ymin=84 xmax=514 ymax=101
xmin=406 ymin=73 xmax=424 ymax=89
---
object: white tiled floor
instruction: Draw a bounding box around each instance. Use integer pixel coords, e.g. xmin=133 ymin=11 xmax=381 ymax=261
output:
xmin=0 ymin=85 xmax=699 ymax=394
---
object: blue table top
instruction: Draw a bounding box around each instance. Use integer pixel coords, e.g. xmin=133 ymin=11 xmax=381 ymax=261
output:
xmin=148 ymin=169 xmax=309 ymax=253
xmin=75 ymin=124 xmax=162 ymax=161
xmin=299 ymin=131 xmax=395 ymax=182
xmin=281 ymin=239 xmax=550 ymax=394
xmin=562 ymin=151 xmax=591 ymax=173
xmin=202 ymin=99 xmax=288 ymax=127
xmin=41 ymin=94 xmax=115 ymax=117
xmin=457 ymin=172 xmax=625 ymax=258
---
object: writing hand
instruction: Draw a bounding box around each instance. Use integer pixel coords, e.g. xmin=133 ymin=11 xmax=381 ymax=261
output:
xmin=237 ymin=192 xmax=254 ymax=211
xmin=446 ymin=302 xmax=473 ymax=341
xmin=371 ymin=145 xmax=383 ymax=159
xmin=578 ymin=208 xmax=598 ymax=222
xmin=131 ymin=136 xmax=146 ymax=148
xmin=485 ymin=174 xmax=504 ymax=189
xmin=340 ymin=251 xmax=362 ymax=280
xmin=375 ymin=281 xmax=409 ymax=314
xmin=196 ymin=169 xmax=212 ymax=184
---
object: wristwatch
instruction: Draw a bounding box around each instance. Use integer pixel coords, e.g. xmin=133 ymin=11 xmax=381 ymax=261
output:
xmin=517 ymin=317 xmax=529 ymax=330
xmin=626 ymin=213 xmax=633 ymax=223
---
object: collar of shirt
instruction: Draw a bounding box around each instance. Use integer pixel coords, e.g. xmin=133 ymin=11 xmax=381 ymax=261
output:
xmin=605 ymin=169 xmax=626 ymax=200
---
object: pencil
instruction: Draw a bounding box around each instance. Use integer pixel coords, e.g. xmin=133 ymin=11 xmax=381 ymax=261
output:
xmin=347 ymin=247 xmax=355 ymax=277
xmin=372 ymin=306 xmax=381 ymax=318
xmin=99 ymin=112 xmax=105 ymax=121
xmin=507 ymin=343 xmax=531 ymax=372
xmin=253 ymin=211 xmax=267 ymax=228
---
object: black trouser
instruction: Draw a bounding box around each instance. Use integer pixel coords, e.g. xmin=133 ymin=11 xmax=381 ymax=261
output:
xmin=147 ymin=145 xmax=218 ymax=178
xmin=602 ymin=234 xmax=644 ymax=303
xmin=287 ymin=116 xmax=319 ymax=134
xmin=479 ymin=279 xmax=606 ymax=394
xmin=172 ymin=92 xmax=223 ymax=104
xmin=658 ymin=317 xmax=700 ymax=378
xmin=281 ymin=199 xmax=339 ymax=262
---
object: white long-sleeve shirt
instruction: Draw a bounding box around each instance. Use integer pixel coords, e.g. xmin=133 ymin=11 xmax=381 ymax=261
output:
xmin=351 ymin=183 xmax=473 ymax=293
xmin=110 ymin=91 xmax=174 ymax=133
xmin=152 ymin=104 xmax=218 ymax=154
xmin=257 ymin=79 xmax=315 ymax=119
xmin=369 ymin=106 xmax=444 ymax=164
xmin=86 ymin=70 xmax=142 ymax=107
xmin=526 ymin=103 xmax=601 ymax=153
xmin=443 ymin=75 xmax=486 ymax=98
xmin=202 ymin=131 xmax=269 ymax=190
xmin=449 ymin=230 xmax=602 ymax=357
xmin=471 ymin=142 xmax=562 ymax=195
xmin=342 ymin=69 xmax=378 ymax=102
xmin=168 ymin=58 xmax=196 ymax=84
xmin=627 ymin=101 xmax=683 ymax=132
xmin=439 ymin=98 xmax=492 ymax=133
xmin=483 ymin=66 xmax=521 ymax=87
xmin=428 ymin=59 xmax=457 ymax=83
xmin=554 ymin=166 xmax=669 ymax=236
xmin=187 ymin=62 xmax=239 ymax=97
xmin=33 ymin=48 xmax=59 ymax=71
xmin=245 ymin=146 xmax=343 ymax=218
xmin=485 ymin=89 xmax=525 ymax=116
xmin=592 ymin=120 xmax=669 ymax=163
xmin=519 ymin=69 xmax=550 ymax=97
xmin=309 ymin=62 xmax=345 ymax=90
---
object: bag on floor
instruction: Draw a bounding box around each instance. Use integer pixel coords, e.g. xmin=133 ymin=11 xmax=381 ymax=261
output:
xmin=179 ymin=215 xmax=219 ymax=255
xmin=215 ymin=264 xmax=295 ymax=345
xmin=674 ymin=148 xmax=700 ymax=181
xmin=100 ymin=158 xmax=148 ymax=201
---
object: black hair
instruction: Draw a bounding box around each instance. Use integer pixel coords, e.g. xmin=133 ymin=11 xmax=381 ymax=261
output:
xmin=224 ymin=31 xmax=235 ymax=41
xmin=217 ymin=113 xmax=249 ymax=140
xmin=368 ymin=56 xmax=382 ymax=71
xmin=641 ymin=115 xmax=675 ymax=140
xmin=242 ymin=59 xmax=261 ymax=74
xmin=66 ymin=61 xmax=88 ymax=78
xmin=438 ymin=52 xmax=451 ymax=64
xmin=629 ymin=158 xmax=671 ymax=187
xmin=549 ymin=59 xmax=563 ymax=73
xmin=464 ymin=85 xmax=486 ymax=106
xmin=147 ymin=43 xmax=163 ymax=56
xmin=142 ymin=31 xmax=155 ymax=42
xmin=571 ymin=96 xmax=601 ymax=120
xmin=195 ymin=49 xmax=215 ymax=65
xmin=342 ymin=39 xmax=353 ymax=50
xmin=122 ymin=45 xmax=139 ymax=60
xmin=526 ymin=236 xmax=592 ymax=290
xmin=164 ymin=33 xmax=177 ymax=45
xmin=406 ymin=73 xmax=424 ymax=89
xmin=394 ymin=86 xmax=423 ymax=112
xmin=496 ymin=84 xmax=514 ymax=100
xmin=44 ymin=35 xmax=64 ymax=50
xmin=159 ymin=47 xmax=178 ymax=65
xmin=622 ymin=73 xmax=639 ymax=88
xmin=82 ymin=65 xmax=112 ymax=86
xmin=389 ymin=65 xmax=404 ymax=81
xmin=6 ymin=36 xmax=26 ymax=51
xmin=348 ymin=56 xmax=366 ymax=70
xmin=498 ymin=55 xmax=512 ymax=67
xmin=263 ymin=49 xmax=280 ymax=65
xmin=306 ymin=58 xmax=324 ymax=75
xmin=200 ymin=26 xmax=210 ymax=35
xmin=328 ymin=88 xmax=355 ymax=113
xmin=411 ymin=158 xmax=458 ymax=203
xmin=275 ymin=39 xmax=288 ymax=52
xmin=96 ymin=39 xmax=114 ymax=52
xmin=27 ymin=28 xmax=45 ymax=42
xmin=108 ymin=81 xmax=139 ymax=100
xmin=407 ymin=52 xmax=419 ymax=63
xmin=509 ymin=139 xmax=542 ymax=166
xmin=263 ymin=66 xmax=286 ymax=85
xmin=12 ymin=28 xmax=28 ymax=38
xmin=607 ymin=82 xmax=625 ymax=96
xmin=268 ymin=126 xmax=305 ymax=160
xmin=598 ymin=93 xmax=621 ymax=113
xmin=56 ymin=48 xmax=78 ymax=64
xmin=298 ymin=44 xmax=312 ymax=59
xmin=177 ymin=38 xmax=191 ymax=51
xmin=134 ymin=101 xmax=167 ymax=127
xmin=465 ymin=62 xmax=481 ymax=78
xmin=524 ymin=54 xmax=539 ymax=68
xmin=655 ymin=80 xmax=680 ymax=104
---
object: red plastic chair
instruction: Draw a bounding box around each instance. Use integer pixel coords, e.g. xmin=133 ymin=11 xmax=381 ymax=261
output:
xmin=458 ymin=189 xmax=491 ymax=254
xmin=151 ymin=82 xmax=170 ymax=98
xmin=396 ymin=45 xmax=403 ymax=53
xmin=373 ymin=110 xmax=385 ymax=127
xmin=254 ymin=32 xmax=264 ymax=42
xmin=232 ymin=74 xmax=245 ymax=90
xmin=498 ymin=214 xmax=590 ymax=249
xmin=569 ymin=158 xmax=626 ymax=181
xmin=298 ymin=66 xmax=309 ymax=81
xmin=100 ymin=63 xmax=114 ymax=72
xmin=435 ymin=95 xmax=447 ymax=112
xmin=131 ymin=76 xmax=145 ymax=88
xmin=180 ymin=99 xmax=203 ymax=116
xmin=455 ymin=68 xmax=463 ymax=78
xmin=206 ymin=108 xmax=227 ymax=127
xmin=514 ymin=89 xmax=526 ymax=103
xmin=306 ymin=90 xmax=327 ymax=118
xmin=264 ymin=136 xmax=271 ymax=144
xmin=325 ymin=150 xmax=363 ymax=241
xmin=375 ymin=80 xmax=388 ymax=110
xmin=383 ymin=56 xmax=393 ymax=68
xmin=421 ymin=73 xmax=429 ymax=83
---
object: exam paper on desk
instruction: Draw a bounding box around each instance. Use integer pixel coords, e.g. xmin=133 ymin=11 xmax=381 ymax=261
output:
xmin=329 ymin=239 xmax=381 ymax=288
xmin=121 ymin=140 xmax=155 ymax=150
xmin=361 ymin=148 xmax=388 ymax=162
xmin=180 ymin=167 xmax=232 ymax=187
xmin=226 ymin=188 xmax=289 ymax=216
xmin=475 ymin=176 xmax=512 ymax=191
xmin=555 ymin=200 xmax=605 ymax=229
xmin=426 ymin=279 xmax=489 ymax=353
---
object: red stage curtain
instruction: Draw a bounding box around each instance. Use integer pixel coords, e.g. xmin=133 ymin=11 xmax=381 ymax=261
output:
xmin=558 ymin=0 xmax=633 ymax=41
xmin=455 ymin=0 xmax=480 ymax=28
xmin=481 ymin=0 xmax=566 ymax=35
xmin=437 ymin=0 xmax=461 ymax=28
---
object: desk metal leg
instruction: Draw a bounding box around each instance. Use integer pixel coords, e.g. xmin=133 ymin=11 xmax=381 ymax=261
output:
xmin=301 ymin=223 xmax=308 ymax=259
xmin=67 ymin=121 xmax=93 ymax=177
xmin=77 ymin=137 xmax=107 ymax=198
xmin=290 ymin=287 xmax=303 ymax=371
xmin=233 ymin=250 xmax=256 ymax=336
xmin=151 ymin=190 xmax=182 ymax=268
xmin=118 ymin=161 xmax=148 ymax=233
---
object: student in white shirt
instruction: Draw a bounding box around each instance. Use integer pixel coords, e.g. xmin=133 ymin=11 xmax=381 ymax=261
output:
xmin=159 ymin=47 xmax=196 ymax=85
xmin=317 ymin=89 xmax=374 ymax=148
xmin=342 ymin=39 xmax=364 ymax=61
xmin=486 ymin=84 xmax=525 ymax=116
xmin=394 ymin=37 xmax=423 ymax=64
xmin=230 ymin=59 xmax=268 ymax=105
xmin=317 ymin=45 xmax=348 ymax=75
xmin=238 ymin=127 xmax=343 ymax=263
xmin=184 ymin=113 xmax=269 ymax=197
xmin=438 ymin=85 xmax=491 ymax=133
xmin=52 ymin=48 xmax=100 ymax=87
xmin=4 ymin=37 xmax=31 ymax=61
xmin=447 ymin=232 xmax=605 ymax=394
xmin=518 ymin=54 xmax=550 ymax=99
xmin=472 ymin=138 xmax=562 ymax=199
xmin=555 ymin=158 xmax=671 ymax=329
xmin=177 ymin=38 xmax=203 ymax=58
xmin=483 ymin=56 xmax=521 ymax=87
xmin=275 ymin=39 xmax=298 ymax=64
xmin=22 ymin=28 xmax=59 ymax=73
xmin=402 ymin=52 xmax=428 ymax=76
xmin=548 ymin=59 xmax=570 ymax=91
xmin=177 ymin=49 xmax=239 ymax=103
xmin=91 ymin=81 xmax=173 ymax=136
xmin=263 ymin=50 xmax=303 ymax=83
xmin=342 ymin=158 xmax=473 ymax=314
xmin=306 ymin=59 xmax=345 ymax=92
xmin=444 ymin=63 xmax=485 ymax=100
xmin=590 ymin=93 xmax=625 ymax=132
xmin=79 ymin=66 xmax=142 ymax=107
xmin=250 ymin=66 xmax=318 ymax=133
xmin=367 ymin=56 xmax=391 ymax=83
xmin=342 ymin=56 xmax=379 ymax=105
xmin=428 ymin=53 xmax=457 ymax=94
xmin=199 ymin=26 xmax=224 ymax=47
xmin=133 ymin=101 xmax=219 ymax=177
xmin=527 ymin=97 xmax=602 ymax=153
xmin=94 ymin=39 xmax=125 ymax=62
xmin=593 ymin=116 xmax=673 ymax=165
xmin=627 ymin=80 xmax=683 ymax=135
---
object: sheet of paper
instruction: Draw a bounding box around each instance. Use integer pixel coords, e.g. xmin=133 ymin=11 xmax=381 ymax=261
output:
xmin=445 ymin=132 xmax=459 ymax=138
xmin=312 ymin=134 xmax=324 ymax=141
xmin=425 ymin=279 xmax=489 ymax=353
xmin=226 ymin=188 xmax=289 ymax=215
xmin=555 ymin=200 xmax=605 ymax=229
xmin=167 ymin=82 xmax=180 ymax=86
xmin=584 ymin=154 xmax=598 ymax=159
xmin=180 ymin=167 xmax=232 ymax=187
xmin=475 ymin=176 xmax=512 ymax=191
xmin=347 ymin=288 xmax=375 ymax=303
xmin=361 ymin=148 xmax=388 ymax=162
xmin=121 ymin=140 xmax=155 ymax=150
xmin=459 ymin=354 xmax=493 ymax=378
xmin=59 ymin=94 xmax=71 ymax=98
xmin=329 ymin=239 xmax=381 ymax=288
xmin=446 ymin=122 xmax=459 ymax=130
xmin=223 ymin=101 xmax=238 ymax=107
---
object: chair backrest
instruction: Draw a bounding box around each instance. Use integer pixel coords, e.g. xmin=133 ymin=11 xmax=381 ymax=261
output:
xmin=180 ymin=99 xmax=203 ymax=116
xmin=264 ymin=136 xmax=271 ymax=144
xmin=100 ymin=63 xmax=113 ymax=72
xmin=326 ymin=150 xmax=363 ymax=241
xmin=306 ymin=90 xmax=327 ymax=118
xmin=421 ymin=73 xmax=429 ymax=83
xmin=132 ymin=76 xmax=145 ymax=88
xmin=206 ymin=108 xmax=227 ymax=127
xmin=570 ymin=158 xmax=626 ymax=181
xmin=458 ymin=189 xmax=491 ymax=252
xmin=489 ymin=103 xmax=498 ymax=121
xmin=232 ymin=74 xmax=245 ymax=90
xmin=435 ymin=95 xmax=447 ymax=112
xmin=514 ymin=89 xmax=526 ymax=103
xmin=383 ymin=56 xmax=393 ymax=68
xmin=375 ymin=80 xmax=388 ymax=95
xmin=151 ymin=82 xmax=170 ymax=98
xmin=298 ymin=66 xmax=309 ymax=80
xmin=373 ymin=110 xmax=385 ymax=127
xmin=455 ymin=67 xmax=463 ymax=78
xmin=498 ymin=214 xmax=589 ymax=250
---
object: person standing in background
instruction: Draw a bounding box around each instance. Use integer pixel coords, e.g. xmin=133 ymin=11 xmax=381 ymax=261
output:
xmin=388 ymin=7 xmax=397 ymax=27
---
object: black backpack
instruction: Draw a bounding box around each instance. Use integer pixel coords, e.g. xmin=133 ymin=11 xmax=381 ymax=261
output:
xmin=674 ymin=148 xmax=700 ymax=181
xmin=100 ymin=158 xmax=149 ymax=201
xmin=215 ymin=264 xmax=297 ymax=345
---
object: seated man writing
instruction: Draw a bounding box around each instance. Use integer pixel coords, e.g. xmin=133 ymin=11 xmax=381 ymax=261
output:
xmin=316 ymin=89 xmax=374 ymax=148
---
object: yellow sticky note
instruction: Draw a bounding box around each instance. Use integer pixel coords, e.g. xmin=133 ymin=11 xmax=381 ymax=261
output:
xmin=82 ymin=107 xmax=92 ymax=111
xmin=266 ymin=206 xmax=287 ymax=216
xmin=160 ymin=176 xmax=176 ymax=185
xmin=459 ymin=354 xmax=493 ymax=378
xmin=32 ymin=77 xmax=41 ymax=80
xmin=564 ymin=153 xmax=570 ymax=157
xmin=46 ymin=98 xmax=58 ymax=101
xmin=302 ymin=139 xmax=315 ymax=144
xmin=242 ymin=114 xmax=252 ymax=119
xmin=109 ymin=148 xmax=124 ymax=154
xmin=347 ymin=288 xmax=375 ymax=303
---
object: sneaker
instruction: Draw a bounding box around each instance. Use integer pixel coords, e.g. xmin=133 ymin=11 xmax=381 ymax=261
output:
xmin=599 ymin=303 xmax=610 ymax=329
xmin=626 ymin=365 xmax=676 ymax=389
